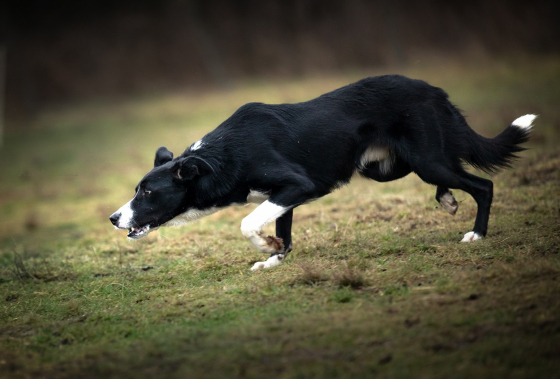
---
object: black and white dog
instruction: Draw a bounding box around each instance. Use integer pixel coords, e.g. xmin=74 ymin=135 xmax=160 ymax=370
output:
xmin=110 ymin=75 xmax=534 ymax=270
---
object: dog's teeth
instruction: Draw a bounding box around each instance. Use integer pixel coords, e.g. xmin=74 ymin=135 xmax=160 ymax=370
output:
xmin=129 ymin=226 xmax=147 ymax=234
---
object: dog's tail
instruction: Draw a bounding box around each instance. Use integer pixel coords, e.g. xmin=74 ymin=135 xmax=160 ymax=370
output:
xmin=463 ymin=114 xmax=535 ymax=174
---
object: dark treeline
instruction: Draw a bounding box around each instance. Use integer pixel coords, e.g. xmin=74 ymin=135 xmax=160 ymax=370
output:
xmin=2 ymin=0 xmax=559 ymax=118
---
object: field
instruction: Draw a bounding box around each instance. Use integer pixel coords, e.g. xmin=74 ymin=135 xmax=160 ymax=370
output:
xmin=1 ymin=57 xmax=559 ymax=378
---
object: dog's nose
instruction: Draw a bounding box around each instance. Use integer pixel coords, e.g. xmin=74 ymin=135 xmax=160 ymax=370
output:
xmin=109 ymin=212 xmax=121 ymax=226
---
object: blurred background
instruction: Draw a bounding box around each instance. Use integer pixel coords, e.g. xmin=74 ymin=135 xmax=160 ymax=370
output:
xmin=1 ymin=3 xmax=560 ymax=375
xmin=0 ymin=0 xmax=559 ymax=243
xmin=2 ymin=0 xmax=559 ymax=122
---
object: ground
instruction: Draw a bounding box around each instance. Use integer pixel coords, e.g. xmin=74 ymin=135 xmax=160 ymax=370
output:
xmin=0 ymin=56 xmax=559 ymax=378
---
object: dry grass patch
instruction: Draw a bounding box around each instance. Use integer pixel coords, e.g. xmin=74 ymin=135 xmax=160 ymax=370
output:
xmin=332 ymin=263 xmax=368 ymax=289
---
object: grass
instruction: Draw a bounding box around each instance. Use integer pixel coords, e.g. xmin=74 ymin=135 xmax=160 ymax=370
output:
xmin=1 ymin=56 xmax=560 ymax=378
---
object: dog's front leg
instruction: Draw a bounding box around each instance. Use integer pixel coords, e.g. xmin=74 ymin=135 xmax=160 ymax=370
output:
xmin=241 ymin=200 xmax=296 ymax=270
xmin=275 ymin=208 xmax=293 ymax=254
xmin=249 ymin=208 xmax=295 ymax=271
xmin=241 ymin=200 xmax=289 ymax=253
xmin=245 ymin=177 xmax=314 ymax=270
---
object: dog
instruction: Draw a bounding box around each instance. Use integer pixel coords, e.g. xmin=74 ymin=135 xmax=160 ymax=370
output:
xmin=110 ymin=75 xmax=534 ymax=270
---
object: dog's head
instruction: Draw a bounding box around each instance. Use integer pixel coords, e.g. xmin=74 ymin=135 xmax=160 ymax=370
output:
xmin=109 ymin=146 xmax=214 ymax=239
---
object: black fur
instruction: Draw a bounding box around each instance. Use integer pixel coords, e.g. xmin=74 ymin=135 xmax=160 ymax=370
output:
xmin=110 ymin=75 xmax=531 ymax=260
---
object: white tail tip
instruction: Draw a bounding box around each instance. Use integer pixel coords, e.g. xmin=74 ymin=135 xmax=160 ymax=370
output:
xmin=512 ymin=114 xmax=537 ymax=130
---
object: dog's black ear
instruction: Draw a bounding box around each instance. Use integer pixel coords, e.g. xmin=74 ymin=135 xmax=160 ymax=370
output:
xmin=154 ymin=146 xmax=173 ymax=167
xmin=172 ymin=157 xmax=214 ymax=181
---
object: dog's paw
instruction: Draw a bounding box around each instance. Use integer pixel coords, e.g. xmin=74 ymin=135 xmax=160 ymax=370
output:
xmin=251 ymin=254 xmax=284 ymax=271
xmin=440 ymin=192 xmax=458 ymax=215
xmin=461 ymin=231 xmax=482 ymax=242
xmin=242 ymin=229 xmax=285 ymax=254
xmin=264 ymin=235 xmax=284 ymax=253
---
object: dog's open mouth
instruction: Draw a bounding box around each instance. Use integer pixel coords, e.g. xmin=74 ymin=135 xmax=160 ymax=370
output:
xmin=127 ymin=225 xmax=150 ymax=239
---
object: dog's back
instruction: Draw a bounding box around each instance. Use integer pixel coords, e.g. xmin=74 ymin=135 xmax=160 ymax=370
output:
xmin=202 ymin=75 xmax=482 ymax=188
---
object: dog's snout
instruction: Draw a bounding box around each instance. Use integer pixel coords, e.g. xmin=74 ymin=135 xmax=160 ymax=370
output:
xmin=109 ymin=212 xmax=121 ymax=226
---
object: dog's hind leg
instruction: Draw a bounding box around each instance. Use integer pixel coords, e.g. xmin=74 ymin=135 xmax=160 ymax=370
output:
xmin=413 ymin=165 xmax=493 ymax=242
xmin=456 ymin=173 xmax=493 ymax=242
xmin=436 ymin=186 xmax=459 ymax=215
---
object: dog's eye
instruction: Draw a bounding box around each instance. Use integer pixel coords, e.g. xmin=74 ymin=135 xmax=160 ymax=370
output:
xmin=144 ymin=190 xmax=152 ymax=195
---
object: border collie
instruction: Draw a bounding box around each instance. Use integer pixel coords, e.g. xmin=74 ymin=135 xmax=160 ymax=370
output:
xmin=110 ymin=75 xmax=534 ymax=270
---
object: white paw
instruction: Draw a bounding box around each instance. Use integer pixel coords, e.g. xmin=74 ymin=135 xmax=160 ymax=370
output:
xmin=461 ymin=231 xmax=482 ymax=242
xmin=250 ymin=254 xmax=284 ymax=271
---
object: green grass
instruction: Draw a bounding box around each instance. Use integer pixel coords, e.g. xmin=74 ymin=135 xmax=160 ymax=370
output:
xmin=1 ymin=57 xmax=560 ymax=378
